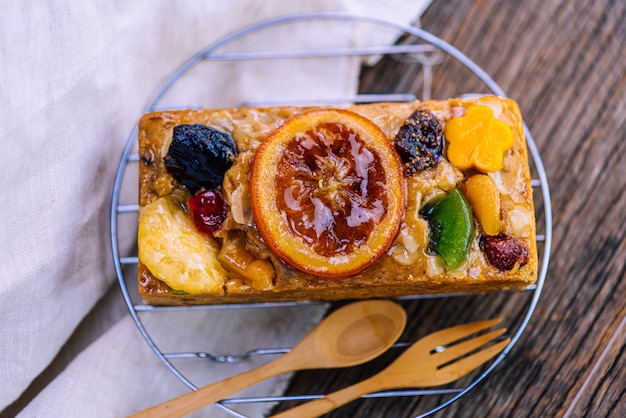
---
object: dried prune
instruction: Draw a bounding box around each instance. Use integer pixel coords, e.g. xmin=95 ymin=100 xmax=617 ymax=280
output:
xmin=394 ymin=107 xmax=443 ymax=176
xmin=164 ymin=124 xmax=237 ymax=194
xmin=479 ymin=234 xmax=529 ymax=271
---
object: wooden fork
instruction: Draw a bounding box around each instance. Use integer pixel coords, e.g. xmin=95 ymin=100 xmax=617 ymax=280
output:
xmin=271 ymin=319 xmax=510 ymax=418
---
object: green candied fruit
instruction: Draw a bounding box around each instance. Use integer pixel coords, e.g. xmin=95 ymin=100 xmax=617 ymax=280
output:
xmin=420 ymin=188 xmax=474 ymax=269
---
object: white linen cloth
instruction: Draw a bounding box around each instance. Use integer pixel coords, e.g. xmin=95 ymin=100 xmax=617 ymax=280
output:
xmin=0 ymin=1 xmax=430 ymax=416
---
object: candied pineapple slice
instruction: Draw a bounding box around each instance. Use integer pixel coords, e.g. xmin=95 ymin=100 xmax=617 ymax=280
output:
xmin=138 ymin=196 xmax=227 ymax=294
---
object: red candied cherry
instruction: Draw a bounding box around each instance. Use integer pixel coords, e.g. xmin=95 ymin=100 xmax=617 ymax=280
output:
xmin=188 ymin=189 xmax=226 ymax=234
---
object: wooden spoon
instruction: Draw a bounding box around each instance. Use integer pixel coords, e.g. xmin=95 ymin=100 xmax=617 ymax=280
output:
xmin=131 ymin=299 xmax=406 ymax=418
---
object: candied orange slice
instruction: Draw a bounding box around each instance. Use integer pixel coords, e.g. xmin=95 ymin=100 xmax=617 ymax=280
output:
xmin=250 ymin=109 xmax=406 ymax=278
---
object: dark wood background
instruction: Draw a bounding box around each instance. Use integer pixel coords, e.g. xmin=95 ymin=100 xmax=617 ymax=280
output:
xmin=273 ymin=1 xmax=626 ymax=417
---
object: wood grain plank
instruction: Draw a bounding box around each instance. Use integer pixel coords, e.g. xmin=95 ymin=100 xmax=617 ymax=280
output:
xmin=563 ymin=311 xmax=626 ymax=417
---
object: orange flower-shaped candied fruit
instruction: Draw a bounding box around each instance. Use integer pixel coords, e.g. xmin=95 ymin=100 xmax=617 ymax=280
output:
xmin=444 ymin=105 xmax=514 ymax=173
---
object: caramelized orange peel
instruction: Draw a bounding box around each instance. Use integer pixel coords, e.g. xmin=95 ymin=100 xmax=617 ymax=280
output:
xmin=444 ymin=105 xmax=514 ymax=173
xmin=250 ymin=109 xmax=406 ymax=278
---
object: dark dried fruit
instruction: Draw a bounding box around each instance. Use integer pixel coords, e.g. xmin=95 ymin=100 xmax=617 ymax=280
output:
xmin=164 ymin=124 xmax=237 ymax=194
xmin=189 ymin=189 xmax=226 ymax=234
xmin=479 ymin=234 xmax=529 ymax=271
xmin=394 ymin=107 xmax=443 ymax=176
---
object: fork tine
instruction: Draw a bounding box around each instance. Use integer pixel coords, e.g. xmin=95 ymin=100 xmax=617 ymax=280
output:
xmin=437 ymin=338 xmax=511 ymax=383
xmin=434 ymin=328 xmax=507 ymax=365
xmin=421 ymin=319 xmax=502 ymax=348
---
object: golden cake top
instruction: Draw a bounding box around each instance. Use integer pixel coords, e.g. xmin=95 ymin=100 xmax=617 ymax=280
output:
xmin=137 ymin=97 xmax=537 ymax=298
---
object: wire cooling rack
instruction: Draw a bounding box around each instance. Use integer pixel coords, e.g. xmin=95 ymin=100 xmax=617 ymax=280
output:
xmin=110 ymin=12 xmax=552 ymax=417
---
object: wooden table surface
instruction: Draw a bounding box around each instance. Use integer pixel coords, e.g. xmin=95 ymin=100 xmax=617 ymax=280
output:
xmin=273 ymin=1 xmax=626 ymax=417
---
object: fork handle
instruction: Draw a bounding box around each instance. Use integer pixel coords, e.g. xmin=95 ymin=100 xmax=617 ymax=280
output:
xmin=271 ymin=376 xmax=383 ymax=418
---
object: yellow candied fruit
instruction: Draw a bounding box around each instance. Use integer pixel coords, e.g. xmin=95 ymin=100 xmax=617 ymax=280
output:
xmin=463 ymin=174 xmax=501 ymax=236
xmin=138 ymin=196 xmax=227 ymax=294
xmin=246 ymin=260 xmax=275 ymax=290
xmin=218 ymin=230 xmax=275 ymax=290
xmin=444 ymin=105 xmax=514 ymax=173
xmin=153 ymin=172 xmax=175 ymax=197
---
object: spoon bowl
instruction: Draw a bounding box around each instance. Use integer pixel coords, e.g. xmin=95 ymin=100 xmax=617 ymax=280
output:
xmin=131 ymin=299 xmax=406 ymax=418
xmin=303 ymin=299 xmax=407 ymax=368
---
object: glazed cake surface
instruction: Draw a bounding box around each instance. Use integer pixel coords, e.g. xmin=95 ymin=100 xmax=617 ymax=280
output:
xmin=137 ymin=97 xmax=538 ymax=305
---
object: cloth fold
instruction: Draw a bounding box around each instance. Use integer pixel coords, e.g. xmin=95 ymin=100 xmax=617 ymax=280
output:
xmin=1 ymin=1 xmax=430 ymax=416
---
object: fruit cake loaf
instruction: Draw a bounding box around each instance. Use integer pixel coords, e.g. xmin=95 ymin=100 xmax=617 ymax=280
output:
xmin=137 ymin=96 xmax=537 ymax=305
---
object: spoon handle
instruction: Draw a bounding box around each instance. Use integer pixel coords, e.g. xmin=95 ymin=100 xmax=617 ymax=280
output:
xmin=271 ymin=376 xmax=382 ymax=418
xmin=131 ymin=359 xmax=287 ymax=418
